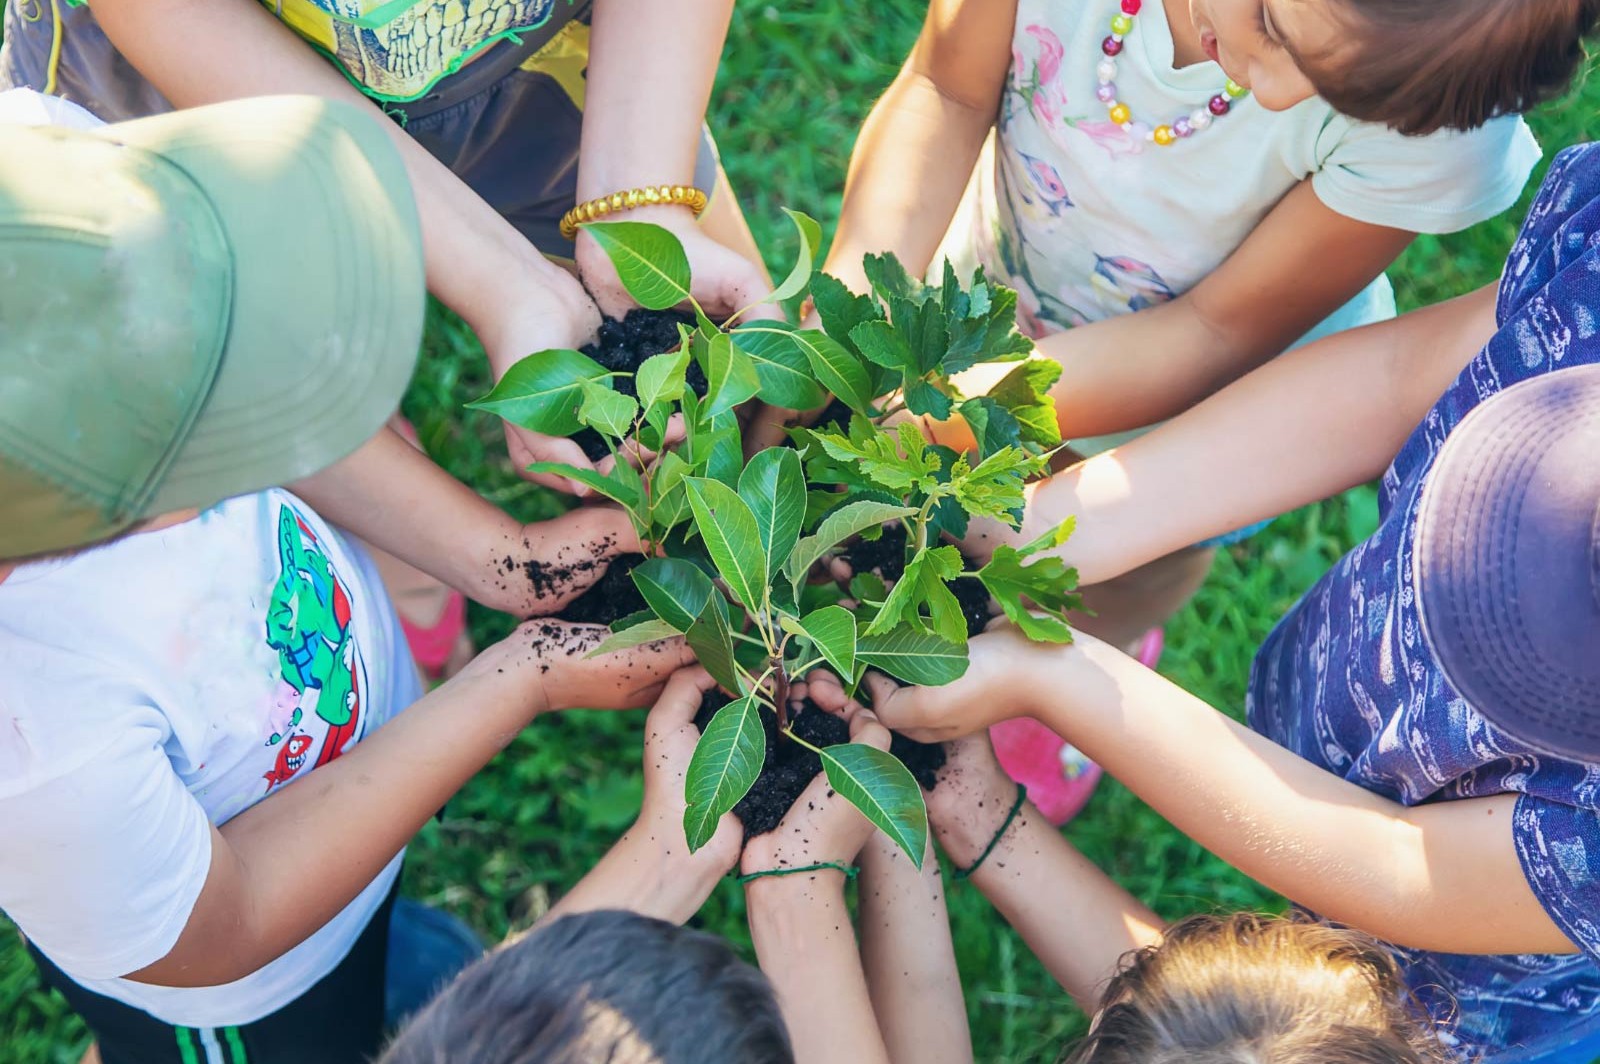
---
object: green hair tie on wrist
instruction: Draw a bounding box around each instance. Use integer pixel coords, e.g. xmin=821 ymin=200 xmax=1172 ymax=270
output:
xmin=738 ymin=861 xmax=860 ymax=885
xmin=953 ymin=783 xmax=1027 ymax=881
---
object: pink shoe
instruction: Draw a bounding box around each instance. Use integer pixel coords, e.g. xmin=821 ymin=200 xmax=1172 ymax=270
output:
xmin=988 ymin=628 xmax=1164 ymax=826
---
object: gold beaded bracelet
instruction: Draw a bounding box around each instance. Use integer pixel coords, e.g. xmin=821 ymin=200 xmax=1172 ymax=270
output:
xmin=560 ymin=184 xmax=709 ymax=241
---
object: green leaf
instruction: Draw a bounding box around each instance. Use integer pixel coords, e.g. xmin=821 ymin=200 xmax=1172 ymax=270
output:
xmin=811 ymin=272 xmax=889 ymax=392
xmin=959 ymin=396 xmax=1024 ymax=460
xmin=849 ymin=571 xmax=888 ymax=605
xmin=795 ymin=331 xmax=875 ymax=415
xmin=577 ymin=378 xmax=639 ymax=439
xmin=902 ymin=377 xmax=953 ymax=420
xmin=950 ymin=447 xmax=1047 ymax=522
xmin=849 ymin=319 xmax=916 ymax=373
xmin=733 ymin=322 xmax=830 ymax=410
xmin=890 ymin=293 xmax=952 ymax=378
xmin=739 ymin=447 xmax=807 ymax=580
xmin=465 ymin=349 xmax=609 ymax=435
xmin=524 ymin=461 xmax=642 ymax=510
xmin=943 ymin=268 xmax=1034 ymax=374
xmin=685 ymin=478 xmax=767 ymax=610
xmin=989 ymin=358 xmax=1063 ymax=449
xmin=582 ymin=221 xmax=692 ymax=310
xmin=649 ymin=451 xmax=693 ymax=534
xmin=686 ymin=596 xmax=743 ymax=695
xmin=857 ymin=629 xmax=969 ymax=686
xmin=586 ymin=618 xmax=683 ymax=657
xmin=631 ymin=557 xmax=715 ymax=632
xmin=700 ymin=331 xmax=761 ymax=419
xmin=683 ymin=694 xmax=764 ymax=851
xmin=682 ymin=392 xmax=742 ymax=486
xmin=862 ymin=252 xmax=921 ymax=305
xmin=818 ymin=744 xmax=928 ymax=867
xmin=784 ymin=500 xmax=918 ymax=588
xmin=864 ymin=545 xmax=967 ymax=644
xmin=1019 ymin=515 xmax=1076 ymax=556
xmin=810 ymin=420 xmax=941 ymax=495
xmin=977 ymin=542 xmax=1081 ymax=645
xmin=636 ymin=343 xmax=691 ymax=410
xmin=793 ymin=605 xmax=857 ymax=682
xmin=765 ymin=208 xmax=822 ymax=305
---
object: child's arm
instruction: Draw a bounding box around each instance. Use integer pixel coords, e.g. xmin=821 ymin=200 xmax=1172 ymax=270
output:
xmin=968 ymin=281 xmax=1499 ymax=584
xmin=290 ymin=428 xmax=638 ymax=617
xmin=743 ymin=707 xmax=897 ymax=1064
xmin=919 ymin=732 xmax=1163 ymax=1010
xmin=542 ymin=668 xmax=743 ymax=925
xmin=90 ymin=0 xmax=607 ymax=494
xmin=124 ymin=625 xmax=695 ymax=988
xmin=856 ymin=819 xmax=973 ymax=1063
xmin=859 ymin=630 xmax=1577 ymax=958
xmin=821 ymin=0 xmax=1018 ymax=293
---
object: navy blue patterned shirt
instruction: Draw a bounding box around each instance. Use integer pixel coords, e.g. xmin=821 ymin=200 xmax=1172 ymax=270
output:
xmin=1248 ymin=143 xmax=1600 ymax=1063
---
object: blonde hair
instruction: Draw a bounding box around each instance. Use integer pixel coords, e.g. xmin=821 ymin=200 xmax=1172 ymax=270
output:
xmin=1064 ymin=914 xmax=1455 ymax=1064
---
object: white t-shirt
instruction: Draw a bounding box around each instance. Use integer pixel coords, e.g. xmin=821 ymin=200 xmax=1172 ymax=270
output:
xmin=0 ymin=490 xmax=417 ymax=1027
xmin=935 ymin=0 xmax=1541 ymax=453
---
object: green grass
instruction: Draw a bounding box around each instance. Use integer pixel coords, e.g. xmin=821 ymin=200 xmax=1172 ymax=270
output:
xmin=2 ymin=6 xmax=1596 ymax=1063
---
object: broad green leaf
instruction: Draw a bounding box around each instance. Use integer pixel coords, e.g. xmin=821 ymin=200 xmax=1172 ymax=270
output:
xmin=577 ymin=378 xmax=639 ymax=439
xmin=784 ymin=500 xmax=918 ymax=588
xmin=811 ymin=272 xmax=889 ymax=391
xmin=959 ymin=396 xmax=1025 ymax=460
xmin=649 ymin=451 xmax=694 ymax=534
xmin=582 ymin=221 xmax=691 ymax=310
xmin=849 ymin=319 xmax=916 ymax=373
xmin=849 ymin=571 xmax=888 ymax=605
xmin=739 ymin=448 xmax=806 ymax=580
xmin=819 ymin=744 xmax=928 ymax=867
xmin=700 ymin=331 xmax=761 ymax=418
xmin=705 ymin=409 xmax=745 ymax=486
xmin=1019 ymin=516 xmax=1076 ymax=556
xmin=862 ymin=252 xmax=921 ymax=305
xmin=734 ymin=322 xmax=829 ymax=410
xmin=685 ymin=478 xmax=767 ymax=610
xmin=864 ymin=546 xmax=966 ymax=644
xmin=890 ymin=293 xmax=951 ymax=378
xmin=795 ymin=605 xmax=856 ymax=681
xmin=764 ymin=208 xmax=822 ymax=305
xmin=795 ymin=331 xmax=875 ymax=415
xmin=857 ymin=629 xmax=969 ymax=686
xmin=943 ymin=268 xmax=1034 ymax=374
xmin=686 ymin=596 xmax=743 ymax=695
xmin=465 ymin=349 xmax=608 ymax=435
xmin=631 ymin=557 xmax=715 ymax=632
xmin=989 ymin=358 xmax=1064 ymax=449
xmin=902 ymin=377 xmax=953 ymax=420
xmin=586 ymin=618 xmax=683 ymax=657
xmin=524 ymin=461 xmax=642 ymax=510
xmin=636 ymin=344 xmax=691 ymax=410
xmin=683 ymin=695 xmax=764 ymax=851
xmin=977 ymin=543 xmax=1081 ymax=644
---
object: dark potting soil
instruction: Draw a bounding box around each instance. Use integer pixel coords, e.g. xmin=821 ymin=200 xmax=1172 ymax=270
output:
xmin=572 ymin=309 xmax=707 ymax=461
xmin=841 ymin=524 xmax=990 ymax=637
xmin=555 ymin=553 xmax=647 ymax=626
xmin=694 ymin=691 xmax=946 ymax=839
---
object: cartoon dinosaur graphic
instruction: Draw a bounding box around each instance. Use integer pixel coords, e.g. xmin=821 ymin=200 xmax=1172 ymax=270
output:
xmin=263 ymin=733 xmax=315 ymax=791
xmin=264 ymin=505 xmax=366 ymax=777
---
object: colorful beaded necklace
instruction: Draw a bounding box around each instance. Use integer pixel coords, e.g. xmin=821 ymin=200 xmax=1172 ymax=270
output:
xmin=1095 ymin=0 xmax=1249 ymax=146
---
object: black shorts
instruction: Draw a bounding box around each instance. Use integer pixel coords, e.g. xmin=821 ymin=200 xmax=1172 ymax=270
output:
xmin=27 ymin=884 xmax=396 ymax=1064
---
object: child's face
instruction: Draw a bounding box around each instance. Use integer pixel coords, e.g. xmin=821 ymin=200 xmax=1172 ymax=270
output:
xmin=1187 ymin=0 xmax=1340 ymax=112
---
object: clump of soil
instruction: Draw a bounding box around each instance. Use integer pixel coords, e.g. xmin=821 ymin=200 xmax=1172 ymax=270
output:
xmin=556 ymin=553 xmax=647 ymax=626
xmin=694 ymin=691 xmax=947 ymax=839
xmin=842 ymin=524 xmax=992 ymax=639
xmin=572 ymin=309 xmax=708 ymax=461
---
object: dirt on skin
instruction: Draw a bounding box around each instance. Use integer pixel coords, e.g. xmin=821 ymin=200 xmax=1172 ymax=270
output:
xmin=572 ymin=309 xmax=709 ymax=461
xmin=694 ymin=691 xmax=946 ymax=840
xmin=555 ymin=553 xmax=648 ymax=626
xmin=490 ymin=534 xmax=620 ymax=606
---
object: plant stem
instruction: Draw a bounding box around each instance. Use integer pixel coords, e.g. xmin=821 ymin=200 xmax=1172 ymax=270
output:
xmin=782 ymin=728 xmax=826 ymax=756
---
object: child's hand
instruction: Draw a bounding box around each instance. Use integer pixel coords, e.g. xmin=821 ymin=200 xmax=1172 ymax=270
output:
xmin=486 ymin=505 xmax=645 ymax=617
xmin=486 ymin=619 xmax=695 ymax=713
xmin=636 ymin=667 xmax=744 ymax=880
xmin=922 ymin=731 xmax=1020 ymax=871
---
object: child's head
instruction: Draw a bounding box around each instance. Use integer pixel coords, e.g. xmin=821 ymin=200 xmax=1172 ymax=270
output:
xmin=1194 ymin=0 xmax=1598 ymax=134
xmin=1065 ymin=914 xmax=1452 ymax=1064
xmin=380 ymin=909 xmax=794 ymax=1064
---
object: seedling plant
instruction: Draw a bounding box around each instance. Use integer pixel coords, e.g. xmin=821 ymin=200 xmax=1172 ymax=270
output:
xmin=469 ymin=212 xmax=1081 ymax=867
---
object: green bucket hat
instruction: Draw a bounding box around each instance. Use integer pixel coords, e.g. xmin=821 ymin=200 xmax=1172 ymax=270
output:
xmin=0 ymin=95 xmax=425 ymax=559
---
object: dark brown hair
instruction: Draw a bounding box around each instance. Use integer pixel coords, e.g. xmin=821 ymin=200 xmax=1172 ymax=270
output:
xmin=1294 ymin=0 xmax=1599 ymax=135
xmin=1063 ymin=913 xmax=1457 ymax=1064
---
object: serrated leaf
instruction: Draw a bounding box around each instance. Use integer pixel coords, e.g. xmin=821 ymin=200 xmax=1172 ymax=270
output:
xmin=794 ymin=330 xmax=875 ymax=415
xmin=819 ymin=744 xmax=928 ymax=867
xmin=890 ymin=293 xmax=951 ymax=378
xmin=683 ymin=695 xmax=764 ymax=851
xmin=686 ymin=596 xmax=743 ymax=695
xmin=586 ymin=618 xmax=683 ymax=657
xmin=810 ymin=421 xmax=941 ymax=495
xmin=857 ymin=628 xmax=969 ymax=686
xmin=950 ymin=447 xmax=1047 ymax=522
xmin=733 ymin=322 xmax=830 ymax=410
xmin=863 ymin=545 xmax=967 ymax=644
xmin=466 ymin=349 xmax=609 ymax=435
xmin=765 ymin=208 xmax=822 ymax=305
xmin=524 ymin=461 xmax=642 ymax=510
xmin=990 ymin=358 xmax=1063 ymax=448
xmin=739 ymin=447 xmax=806 ymax=580
xmin=902 ymin=377 xmax=953 ymax=420
xmin=784 ymin=500 xmax=918 ymax=588
xmin=862 ymin=252 xmax=922 ymax=305
xmin=636 ymin=344 xmax=691 ymax=410
xmin=578 ymin=378 xmax=639 ymax=439
xmin=699 ymin=331 xmax=761 ymax=419
xmin=977 ymin=543 xmax=1081 ymax=644
xmin=959 ymin=396 xmax=1025 ymax=460
xmin=849 ymin=319 xmax=916 ymax=373
xmin=582 ymin=221 xmax=691 ymax=310
xmin=795 ymin=605 xmax=856 ymax=682
xmin=631 ymin=557 xmax=715 ymax=632
xmin=685 ymin=478 xmax=767 ymax=610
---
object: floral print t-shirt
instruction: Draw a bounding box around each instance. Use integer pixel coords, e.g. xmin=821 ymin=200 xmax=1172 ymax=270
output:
xmin=935 ymin=0 xmax=1540 ymax=453
xmin=1248 ymin=143 xmax=1600 ymax=1063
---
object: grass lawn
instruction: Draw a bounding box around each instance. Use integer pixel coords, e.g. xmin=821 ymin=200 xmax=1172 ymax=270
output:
xmin=2 ymin=6 xmax=1596 ymax=1062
